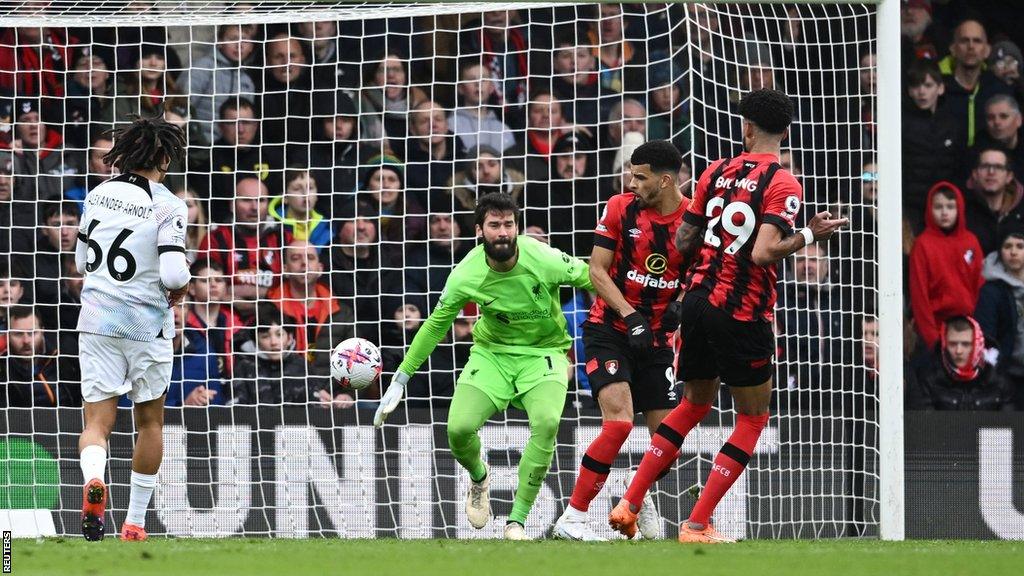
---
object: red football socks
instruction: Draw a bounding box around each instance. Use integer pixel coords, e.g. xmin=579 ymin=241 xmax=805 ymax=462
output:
xmin=688 ymin=412 xmax=770 ymax=526
xmin=623 ymin=399 xmax=712 ymax=507
xmin=568 ymin=420 xmax=633 ymax=512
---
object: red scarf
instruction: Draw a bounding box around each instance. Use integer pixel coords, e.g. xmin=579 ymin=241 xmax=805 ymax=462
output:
xmin=528 ymin=129 xmax=565 ymax=157
xmin=940 ymin=316 xmax=985 ymax=382
xmin=480 ymin=28 xmax=529 ymax=103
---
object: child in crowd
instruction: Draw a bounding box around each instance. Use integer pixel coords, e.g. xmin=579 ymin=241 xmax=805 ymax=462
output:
xmin=269 ymin=168 xmax=332 ymax=252
xmin=909 ymin=182 xmax=985 ymax=349
xmin=231 ymin=304 xmax=335 ymax=405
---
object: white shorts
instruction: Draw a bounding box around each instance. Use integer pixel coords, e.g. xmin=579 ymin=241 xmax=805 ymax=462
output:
xmin=79 ymin=333 xmax=173 ymax=404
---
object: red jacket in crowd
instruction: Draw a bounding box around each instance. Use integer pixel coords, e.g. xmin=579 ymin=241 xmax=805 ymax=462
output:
xmin=909 ymin=181 xmax=985 ymax=348
xmin=0 ymin=28 xmax=73 ymax=97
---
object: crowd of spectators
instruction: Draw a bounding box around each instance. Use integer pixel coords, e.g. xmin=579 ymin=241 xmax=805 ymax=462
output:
xmin=1 ymin=2 xmax=1021 ymax=412
xmin=897 ymin=0 xmax=1024 ymax=411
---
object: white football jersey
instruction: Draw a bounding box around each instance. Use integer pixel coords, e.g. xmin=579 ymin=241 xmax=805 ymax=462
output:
xmin=77 ymin=173 xmax=188 ymax=341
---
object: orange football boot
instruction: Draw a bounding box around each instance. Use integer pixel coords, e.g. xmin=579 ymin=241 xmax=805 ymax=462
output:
xmin=120 ymin=522 xmax=148 ymax=541
xmin=81 ymin=478 xmax=107 ymax=541
xmin=678 ymin=522 xmax=737 ymax=544
xmin=608 ymin=499 xmax=639 ymax=539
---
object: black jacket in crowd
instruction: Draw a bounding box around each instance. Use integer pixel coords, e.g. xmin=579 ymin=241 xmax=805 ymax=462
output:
xmin=914 ymin=357 xmax=1014 ymax=411
xmin=962 ymin=182 xmax=1024 ymax=256
xmin=0 ymin=333 xmax=81 ymax=408
xmin=942 ymin=70 xmax=1011 ymax=149
xmin=902 ymin=101 xmax=965 ymax=232
xmin=231 ymin=350 xmax=328 ymax=405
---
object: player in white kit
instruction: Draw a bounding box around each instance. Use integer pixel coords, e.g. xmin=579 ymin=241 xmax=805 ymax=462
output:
xmin=76 ymin=115 xmax=191 ymax=542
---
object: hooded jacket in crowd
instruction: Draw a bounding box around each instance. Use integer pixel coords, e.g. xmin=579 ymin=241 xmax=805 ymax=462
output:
xmin=909 ymin=181 xmax=985 ymax=348
xmin=974 ymin=226 xmax=1024 ymax=409
xmin=976 ymin=251 xmax=1024 ymax=367
xmin=268 ymin=195 xmax=332 ymax=253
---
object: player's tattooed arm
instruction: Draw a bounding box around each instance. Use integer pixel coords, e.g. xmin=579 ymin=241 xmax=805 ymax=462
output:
xmin=675 ymin=220 xmax=703 ymax=275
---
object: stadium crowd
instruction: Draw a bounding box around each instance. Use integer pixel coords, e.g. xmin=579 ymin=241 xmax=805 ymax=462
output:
xmin=0 ymin=2 xmax=1022 ymax=412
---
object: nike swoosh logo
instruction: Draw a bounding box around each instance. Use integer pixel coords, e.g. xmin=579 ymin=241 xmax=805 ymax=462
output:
xmin=484 ymin=298 xmax=497 ymax=306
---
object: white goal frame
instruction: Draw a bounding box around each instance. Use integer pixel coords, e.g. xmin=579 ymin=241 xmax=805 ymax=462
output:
xmin=874 ymin=0 xmax=905 ymax=542
xmin=0 ymin=0 xmax=904 ymax=540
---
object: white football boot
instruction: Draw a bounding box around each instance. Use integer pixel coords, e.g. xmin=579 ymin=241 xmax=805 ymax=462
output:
xmin=626 ymin=469 xmax=664 ymax=539
xmin=466 ymin=463 xmax=491 ymax=529
xmin=504 ymin=522 xmax=531 ymax=541
xmin=552 ymin=505 xmax=607 ymax=541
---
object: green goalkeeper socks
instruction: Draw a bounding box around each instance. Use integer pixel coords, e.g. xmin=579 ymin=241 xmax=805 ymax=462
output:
xmin=509 ymin=381 xmax=566 ymax=525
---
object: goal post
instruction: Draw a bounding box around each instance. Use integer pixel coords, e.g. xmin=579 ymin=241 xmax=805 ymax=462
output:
xmin=0 ymin=1 xmax=898 ymax=540
xmin=874 ymin=0 xmax=905 ymax=542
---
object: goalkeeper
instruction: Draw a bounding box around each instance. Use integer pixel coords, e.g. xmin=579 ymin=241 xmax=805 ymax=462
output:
xmin=375 ymin=192 xmax=592 ymax=540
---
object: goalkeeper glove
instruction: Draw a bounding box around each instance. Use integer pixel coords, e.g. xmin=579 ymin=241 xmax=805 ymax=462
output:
xmin=374 ymin=371 xmax=410 ymax=427
xmin=623 ymin=311 xmax=654 ymax=351
xmin=661 ymin=300 xmax=684 ymax=334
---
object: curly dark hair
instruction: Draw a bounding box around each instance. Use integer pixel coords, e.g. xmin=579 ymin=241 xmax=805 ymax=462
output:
xmin=630 ymin=140 xmax=683 ymax=174
xmin=738 ymin=89 xmax=794 ymax=135
xmin=103 ymin=112 xmax=186 ymax=174
xmin=474 ymin=191 xmax=520 ymax=228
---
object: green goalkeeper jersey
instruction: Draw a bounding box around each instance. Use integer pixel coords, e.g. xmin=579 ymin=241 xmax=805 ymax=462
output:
xmin=397 ymin=235 xmax=592 ymax=376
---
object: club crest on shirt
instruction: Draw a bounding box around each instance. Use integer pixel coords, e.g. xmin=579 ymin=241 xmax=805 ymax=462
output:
xmin=605 ymin=360 xmax=619 ymax=375
xmin=965 ymin=249 xmax=974 ymax=264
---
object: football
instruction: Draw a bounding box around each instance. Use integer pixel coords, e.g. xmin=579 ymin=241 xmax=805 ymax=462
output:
xmin=330 ymin=337 xmax=383 ymax=390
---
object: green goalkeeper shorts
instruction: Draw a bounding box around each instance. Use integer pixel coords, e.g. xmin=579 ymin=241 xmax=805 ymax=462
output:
xmin=457 ymin=345 xmax=570 ymax=411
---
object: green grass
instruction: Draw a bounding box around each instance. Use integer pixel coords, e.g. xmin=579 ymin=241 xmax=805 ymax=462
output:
xmin=8 ymin=538 xmax=1022 ymax=576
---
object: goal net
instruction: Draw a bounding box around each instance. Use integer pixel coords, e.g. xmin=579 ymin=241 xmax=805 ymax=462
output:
xmin=0 ymin=1 xmax=880 ymax=540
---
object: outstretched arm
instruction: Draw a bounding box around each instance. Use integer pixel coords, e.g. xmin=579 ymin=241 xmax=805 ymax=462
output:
xmin=751 ymin=210 xmax=848 ymax=267
xmin=396 ymin=303 xmax=460 ymax=377
xmin=376 ymin=289 xmax=464 ymax=427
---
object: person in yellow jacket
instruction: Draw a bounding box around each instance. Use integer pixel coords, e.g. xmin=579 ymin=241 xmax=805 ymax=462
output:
xmin=269 ymin=168 xmax=332 ymax=252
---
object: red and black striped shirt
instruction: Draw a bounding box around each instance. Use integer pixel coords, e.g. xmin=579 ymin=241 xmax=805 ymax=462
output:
xmin=683 ymin=152 xmax=803 ymax=323
xmin=588 ymin=192 xmax=690 ymax=347
xmin=198 ymin=224 xmax=283 ymax=280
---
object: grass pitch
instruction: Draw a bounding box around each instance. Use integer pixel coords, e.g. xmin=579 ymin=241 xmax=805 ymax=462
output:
xmin=9 ymin=537 xmax=1021 ymax=576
